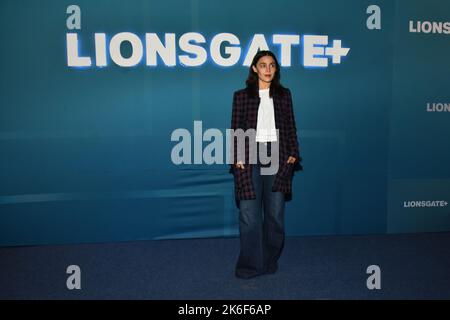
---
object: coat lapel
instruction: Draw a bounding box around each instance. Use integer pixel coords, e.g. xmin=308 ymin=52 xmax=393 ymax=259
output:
xmin=247 ymin=95 xmax=260 ymax=129
xmin=272 ymin=91 xmax=282 ymax=130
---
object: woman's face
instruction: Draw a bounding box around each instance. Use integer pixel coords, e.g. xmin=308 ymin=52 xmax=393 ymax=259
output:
xmin=252 ymin=55 xmax=276 ymax=85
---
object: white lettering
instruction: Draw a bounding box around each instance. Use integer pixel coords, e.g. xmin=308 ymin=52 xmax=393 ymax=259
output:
xmin=66 ymin=32 xmax=350 ymax=68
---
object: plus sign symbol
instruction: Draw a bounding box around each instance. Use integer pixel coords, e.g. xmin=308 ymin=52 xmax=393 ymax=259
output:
xmin=325 ymin=40 xmax=350 ymax=64
xmin=302 ymin=35 xmax=350 ymax=67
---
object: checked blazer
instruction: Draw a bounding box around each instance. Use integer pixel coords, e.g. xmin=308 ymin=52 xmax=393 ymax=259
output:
xmin=229 ymin=87 xmax=302 ymax=204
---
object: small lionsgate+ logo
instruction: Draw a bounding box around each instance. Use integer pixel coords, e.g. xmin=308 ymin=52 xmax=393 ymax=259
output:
xmin=403 ymin=200 xmax=448 ymax=208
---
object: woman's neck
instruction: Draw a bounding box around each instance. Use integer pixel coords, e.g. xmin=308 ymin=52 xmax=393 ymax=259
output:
xmin=258 ymin=80 xmax=271 ymax=90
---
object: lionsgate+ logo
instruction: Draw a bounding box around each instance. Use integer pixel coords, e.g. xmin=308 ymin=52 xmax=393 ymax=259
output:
xmin=403 ymin=200 xmax=448 ymax=208
xmin=427 ymin=102 xmax=450 ymax=112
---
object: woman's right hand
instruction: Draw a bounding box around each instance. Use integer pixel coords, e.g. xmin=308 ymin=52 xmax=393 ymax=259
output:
xmin=235 ymin=161 xmax=245 ymax=170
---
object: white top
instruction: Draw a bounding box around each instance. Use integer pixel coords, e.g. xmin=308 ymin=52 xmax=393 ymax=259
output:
xmin=255 ymin=88 xmax=278 ymax=142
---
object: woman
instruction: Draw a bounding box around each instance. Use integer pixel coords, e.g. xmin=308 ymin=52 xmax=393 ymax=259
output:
xmin=230 ymin=50 xmax=302 ymax=279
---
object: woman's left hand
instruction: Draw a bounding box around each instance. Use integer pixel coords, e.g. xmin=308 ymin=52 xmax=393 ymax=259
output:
xmin=286 ymin=156 xmax=296 ymax=164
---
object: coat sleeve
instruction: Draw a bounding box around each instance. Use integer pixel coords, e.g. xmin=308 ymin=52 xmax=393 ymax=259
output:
xmin=286 ymin=89 xmax=303 ymax=171
xmin=229 ymin=91 xmax=243 ymax=174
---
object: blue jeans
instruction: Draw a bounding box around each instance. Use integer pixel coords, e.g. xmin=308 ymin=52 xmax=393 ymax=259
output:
xmin=235 ymin=162 xmax=286 ymax=279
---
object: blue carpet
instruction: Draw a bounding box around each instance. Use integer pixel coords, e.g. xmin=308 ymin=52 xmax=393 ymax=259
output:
xmin=1 ymin=233 xmax=449 ymax=299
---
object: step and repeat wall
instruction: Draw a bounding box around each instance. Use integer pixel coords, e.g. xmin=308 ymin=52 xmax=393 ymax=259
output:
xmin=0 ymin=0 xmax=449 ymax=245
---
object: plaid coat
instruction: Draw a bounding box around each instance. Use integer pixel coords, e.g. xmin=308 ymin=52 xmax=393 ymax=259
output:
xmin=229 ymin=87 xmax=302 ymax=205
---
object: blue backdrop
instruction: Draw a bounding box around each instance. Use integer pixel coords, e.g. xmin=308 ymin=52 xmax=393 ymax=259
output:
xmin=1 ymin=0 xmax=449 ymax=246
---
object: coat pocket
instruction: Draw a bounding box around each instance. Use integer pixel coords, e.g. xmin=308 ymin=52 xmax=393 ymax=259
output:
xmin=277 ymin=162 xmax=294 ymax=180
xmin=233 ymin=165 xmax=246 ymax=188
